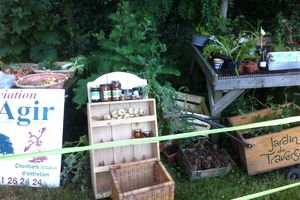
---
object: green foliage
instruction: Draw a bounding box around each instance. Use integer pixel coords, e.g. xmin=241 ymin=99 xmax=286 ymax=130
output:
xmin=67 ymin=55 xmax=90 ymax=75
xmin=39 ymin=58 xmax=61 ymax=70
xmin=270 ymin=13 xmax=296 ymax=51
xmin=242 ymin=103 xmax=298 ymax=138
xmin=73 ymin=2 xmax=181 ymax=134
xmin=61 ymin=135 xmax=90 ymax=191
xmin=129 ymin=0 xmax=173 ymax=25
xmin=93 ymin=2 xmax=176 ymax=75
xmin=0 ymin=0 xmax=61 ymax=62
xmin=57 ymin=0 xmax=116 ymax=57
xmin=178 ymin=0 xmax=220 ymax=25
xmin=203 ymin=34 xmax=242 ymax=60
xmin=73 ymin=74 xmax=105 ymax=109
xmin=39 ymin=55 xmax=90 ymax=74
xmin=179 ymin=0 xmax=228 ymax=35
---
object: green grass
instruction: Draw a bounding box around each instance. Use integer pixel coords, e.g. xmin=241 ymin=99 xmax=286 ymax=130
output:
xmin=0 ymin=183 xmax=94 ymax=200
xmin=164 ymin=157 xmax=300 ymax=200
xmin=0 ymin=157 xmax=300 ymax=200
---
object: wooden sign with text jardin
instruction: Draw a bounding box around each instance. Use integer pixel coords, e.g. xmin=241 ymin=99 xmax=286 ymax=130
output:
xmin=244 ymin=126 xmax=300 ymax=175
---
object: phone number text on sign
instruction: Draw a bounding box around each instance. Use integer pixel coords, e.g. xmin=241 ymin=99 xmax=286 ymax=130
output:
xmin=0 ymin=177 xmax=43 ymax=187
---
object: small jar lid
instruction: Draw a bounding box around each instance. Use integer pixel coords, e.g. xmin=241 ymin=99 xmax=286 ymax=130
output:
xmin=260 ymin=61 xmax=267 ymax=67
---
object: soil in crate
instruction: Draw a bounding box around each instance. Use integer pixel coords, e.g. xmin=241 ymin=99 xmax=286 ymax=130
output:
xmin=183 ymin=143 xmax=233 ymax=170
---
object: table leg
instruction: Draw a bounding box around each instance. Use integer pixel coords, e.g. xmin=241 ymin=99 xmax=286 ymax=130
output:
xmin=206 ymin=79 xmax=245 ymax=142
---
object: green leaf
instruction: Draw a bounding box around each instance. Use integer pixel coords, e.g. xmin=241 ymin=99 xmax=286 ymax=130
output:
xmin=30 ymin=44 xmax=57 ymax=62
xmin=108 ymin=13 xmax=119 ymax=21
xmin=111 ymin=55 xmax=123 ymax=63
xmin=158 ymin=65 xmax=181 ymax=76
xmin=12 ymin=18 xmax=31 ymax=34
xmin=127 ymin=55 xmax=143 ymax=65
xmin=115 ymin=46 xmax=134 ymax=55
xmin=72 ymin=74 xmax=105 ymax=109
xmin=34 ymin=31 xmax=61 ymax=45
xmin=109 ymin=29 xmax=122 ymax=40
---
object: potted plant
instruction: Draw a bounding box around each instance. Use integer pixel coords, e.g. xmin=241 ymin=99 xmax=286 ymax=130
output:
xmin=238 ymin=36 xmax=260 ymax=74
xmin=160 ymin=140 xmax=179 ymax=163
xmin=192 ymin=25 xmax=210 ymax=47
xmin=203 ymin=34 xmax=246 ymax=76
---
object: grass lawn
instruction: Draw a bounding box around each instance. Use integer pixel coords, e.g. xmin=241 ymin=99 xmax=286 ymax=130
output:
xmin=0 ymin=150 xmax=299 ymax=200
xmin=165 ymin=159 xmax=300 ymax=200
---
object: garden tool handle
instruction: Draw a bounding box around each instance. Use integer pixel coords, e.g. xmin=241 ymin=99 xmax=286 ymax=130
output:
xmin=162 ymin=113 xmax=253 ymax=148
xmin=162 ymin=114 xmax=181 ymax=119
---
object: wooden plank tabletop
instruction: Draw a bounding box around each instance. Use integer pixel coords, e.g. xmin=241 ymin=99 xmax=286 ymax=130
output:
xmin=192 ymin=44 xmax=300 ymax=91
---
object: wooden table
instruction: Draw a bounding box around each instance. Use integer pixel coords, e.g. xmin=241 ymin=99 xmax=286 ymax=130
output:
xmin=191 ymin=44 xmax=300 ymax=117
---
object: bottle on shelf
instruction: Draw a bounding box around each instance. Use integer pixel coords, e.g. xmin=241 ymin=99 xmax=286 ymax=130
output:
xmin=112 ymin=80 xmax=122 ymax=101
xmin=90 ymin=85 xmax=101 ymax=102
xmin=100 ymin=84 xmax=112 ymax=102
xmin=259 ymin=47 xmax=268 ymax=72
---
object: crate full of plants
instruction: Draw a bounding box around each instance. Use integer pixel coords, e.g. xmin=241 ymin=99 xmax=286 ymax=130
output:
xmin=228 ymin=103 xmax=300 ymax=175
xmin=176 ymin=140 xmax=234 ymax=181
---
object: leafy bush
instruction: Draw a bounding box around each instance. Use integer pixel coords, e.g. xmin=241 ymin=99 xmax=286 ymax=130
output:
xmin=61 ymin=135 xmax=90 ymax=191
xmin=0 ymin=0 xmax=61 ymax=62
xmin=73 ymin=2 xmax=181 ymax=133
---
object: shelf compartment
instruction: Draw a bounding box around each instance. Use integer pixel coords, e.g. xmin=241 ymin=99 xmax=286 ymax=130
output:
xmin=93 ymin=144 xmax=160 ymax=174
xmin=92 ymin=172 xmax=112 ymax=199
xmin=90 ymin=115 xmax=156 ymax=127
xmin=88 ymin=99 xmax=157 ymax=117
xmin=92 ymin=148 xmax=114 ymax=168
xmin=89 ymin=99 xmax=156 ymax=106
xmin=90 ymin=126 xmax=112 ymax=144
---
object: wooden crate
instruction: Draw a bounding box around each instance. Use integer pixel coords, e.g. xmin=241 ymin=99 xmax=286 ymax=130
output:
xmin=228 ymin=105 xmax=300 ymax=175
xmin=110 ymin=158 xmax=174 ymax=200
xmin=176 ymin=148 xmax=233 ymax=181
xmin=175 ymin=91 xmax=210 ymax=116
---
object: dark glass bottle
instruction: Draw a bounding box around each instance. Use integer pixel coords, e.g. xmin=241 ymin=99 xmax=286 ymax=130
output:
xmin=259 ymin=47 xmax=268 ymax=72
xmin=90 ymin=86 xmax=100 ymax=103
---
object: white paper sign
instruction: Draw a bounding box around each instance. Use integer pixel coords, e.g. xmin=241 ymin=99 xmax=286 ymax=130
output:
xmin=268 ymin=51 xmax=300 ymax=71
xmin=0 ymin=89 xmax=65 ymax=187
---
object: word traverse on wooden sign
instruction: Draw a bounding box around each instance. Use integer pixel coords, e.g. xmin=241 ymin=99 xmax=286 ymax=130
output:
xmin=260 ymin=134 xmax=300 ymax=164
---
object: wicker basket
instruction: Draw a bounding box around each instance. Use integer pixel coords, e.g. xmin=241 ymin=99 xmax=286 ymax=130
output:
xmin=110 ymin=158 xmax=175 ymax=200
xmin=34 ymin=61 xmax=76 ymax=78
xmin=15 ymin=73 xmax=68 ymax=89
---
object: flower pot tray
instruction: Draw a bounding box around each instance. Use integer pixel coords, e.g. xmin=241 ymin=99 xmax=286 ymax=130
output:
xmin=228 ymin=104 xmax=300 ymax=175
xmin=176 ymin=146 xmax=234 ymax=181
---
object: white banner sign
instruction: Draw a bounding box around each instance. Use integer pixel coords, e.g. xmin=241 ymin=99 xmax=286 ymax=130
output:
xmin=0 ymin=89 xmax=65 ymax=187
xmin=268 ymin=51 xmax=300 ymax=71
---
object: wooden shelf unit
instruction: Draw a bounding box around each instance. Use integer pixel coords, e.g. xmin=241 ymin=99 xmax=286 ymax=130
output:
xmin=87 ymin=98 xmax=159 ymax=199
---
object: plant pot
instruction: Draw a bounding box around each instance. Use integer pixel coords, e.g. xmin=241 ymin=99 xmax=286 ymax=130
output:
xmin=243 ymin=61 xmax=258 ymax=74
xmin=224 ymin=59 xmax=239 ymax=76
xmin=192 ymin=34 xmax=209 ymax=47
xmin=160 ymin=140 xmax=179 ymax=163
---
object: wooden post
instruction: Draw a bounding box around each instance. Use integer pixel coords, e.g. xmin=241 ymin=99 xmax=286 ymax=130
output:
xmin=220 ymin=0 xmax=228 ymax=18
